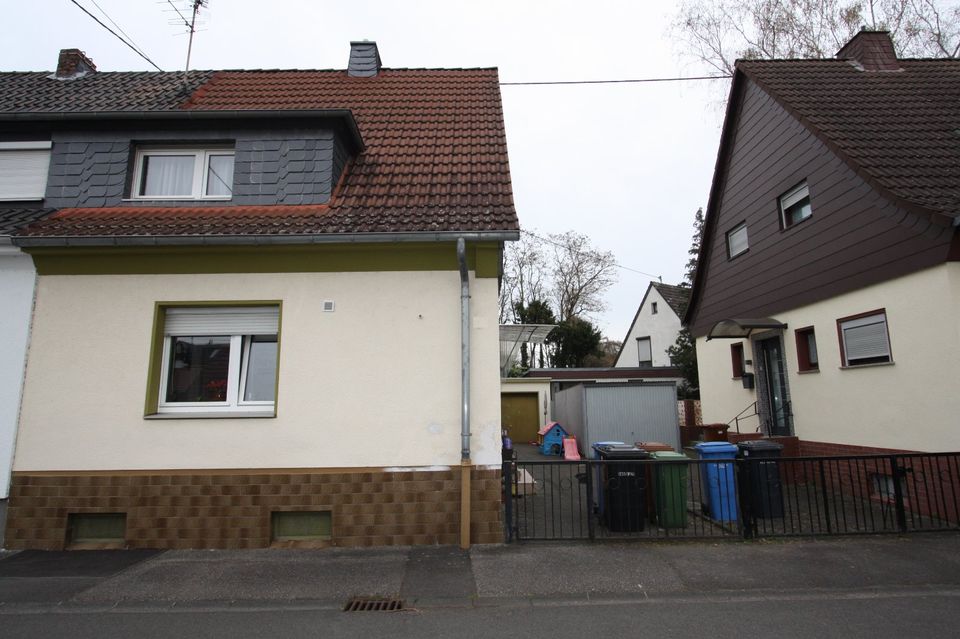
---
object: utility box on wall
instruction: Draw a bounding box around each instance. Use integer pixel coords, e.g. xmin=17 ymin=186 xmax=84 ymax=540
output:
xmin=552 ymin=382 xmax=681 ymax=454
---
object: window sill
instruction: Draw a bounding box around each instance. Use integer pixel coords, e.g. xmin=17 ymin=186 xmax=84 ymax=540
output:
xmin=145 ymin=411 xmax=276 ymax=420
xmin=797 ymin=369 xmax=820 ymax=375
xmin=839 ymin=361 xmax=895 ymax=370
xmin=122 ymin=197 xmax=232 ymax=203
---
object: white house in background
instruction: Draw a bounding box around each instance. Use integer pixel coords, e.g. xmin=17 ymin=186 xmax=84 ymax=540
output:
xmin=614 ymin=282 xmax=689 ymax=368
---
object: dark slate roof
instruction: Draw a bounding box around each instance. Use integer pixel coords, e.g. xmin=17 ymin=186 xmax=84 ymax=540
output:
xmin=5 ymin=68 xmax=518 ymax=238
xmin=739 ymin=58 xmax=960 ymax=216
xmin=651 ymin=282 xmax=690 ymax=317
xmin=0 ymin=208 xmax=57 ymax=236
xmin=0 ymin=71 xmax=215 ymax=112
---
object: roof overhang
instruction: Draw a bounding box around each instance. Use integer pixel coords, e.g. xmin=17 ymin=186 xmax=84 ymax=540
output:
xmin=13 ymin=230 xmax=520 ymax=248
xmin=707 ymin=318 xmax=787 ymax=340
xmin=499 ymin=324 xmax=556 ymax=377
xmin=0 ymin=109 xmax=365 ymax=153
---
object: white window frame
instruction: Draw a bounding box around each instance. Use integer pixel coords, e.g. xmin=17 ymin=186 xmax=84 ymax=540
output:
xmin=779 ymin=181 xmax=812 ymax=228
xmin=0 ymin=140 xmax=52 ymax=201
xmin=727 ymin=222 xmax=749 ymax=259
xmin=158 ymin=307 xmax=278 ymax=415
xmin=132 ymin=147 xmax=234 ymax=200
xmin=838 ymin=311 xmax=892 ymax=367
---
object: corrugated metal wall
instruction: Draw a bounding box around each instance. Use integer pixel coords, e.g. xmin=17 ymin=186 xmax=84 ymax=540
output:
xmin=583 ymin=382 xmax=681 ymax=451
xmin=552 ymin=385 xmax=585 ymax=449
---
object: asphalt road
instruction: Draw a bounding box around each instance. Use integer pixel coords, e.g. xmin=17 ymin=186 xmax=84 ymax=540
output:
xmin=3 ymin=589 xmax=959 ymax=639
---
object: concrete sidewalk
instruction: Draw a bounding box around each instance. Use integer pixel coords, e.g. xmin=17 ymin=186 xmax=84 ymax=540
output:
xmin=1 ymin=534 xmax=959 ymax=611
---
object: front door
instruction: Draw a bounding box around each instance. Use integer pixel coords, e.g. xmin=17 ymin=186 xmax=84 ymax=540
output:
xmin=755 ymin=336 xmax=791 ymax=436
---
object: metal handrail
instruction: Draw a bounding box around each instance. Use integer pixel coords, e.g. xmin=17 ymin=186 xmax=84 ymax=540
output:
xmin=728 ymin=401 xmax=759 ymax=433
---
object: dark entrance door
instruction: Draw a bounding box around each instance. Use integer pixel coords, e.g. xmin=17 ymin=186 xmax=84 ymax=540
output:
xmin=755 ymin=336 xmax=791 ymax=436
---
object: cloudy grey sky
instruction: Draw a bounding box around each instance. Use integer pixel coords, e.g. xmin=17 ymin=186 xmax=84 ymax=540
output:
xmin=4 ymin=0 xmax=725 ymax=339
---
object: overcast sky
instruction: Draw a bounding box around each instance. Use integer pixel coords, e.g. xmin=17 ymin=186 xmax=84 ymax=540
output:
xmin=4 ymin=0 xmax=725 ymax=340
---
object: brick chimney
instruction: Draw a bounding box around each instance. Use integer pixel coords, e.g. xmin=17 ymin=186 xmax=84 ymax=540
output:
xmin=836 ymin=29 xmax=901 ymax=71
xmin=347 ymin=41 xmax=381 ymax=77
xmin=56 ymin=49 xmax=97 ymax=79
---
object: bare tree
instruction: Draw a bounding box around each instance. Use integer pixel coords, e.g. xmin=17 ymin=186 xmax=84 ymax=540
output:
xmin=672 ymin=0 xmax=960 ymax=76
xmin=500 ymin=232 xmax=547 ymax=324
xmin=547 ymin=231 xmax=618 ymax=323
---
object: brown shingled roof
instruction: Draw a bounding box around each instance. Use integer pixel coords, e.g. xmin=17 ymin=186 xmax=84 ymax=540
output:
xmin=651 ymin=282 xmax=690 ymax=317
xmin=738 ymin=58 xmax=960 ymax=217
xmin=8 ymin=68 xmax=518 ymax=239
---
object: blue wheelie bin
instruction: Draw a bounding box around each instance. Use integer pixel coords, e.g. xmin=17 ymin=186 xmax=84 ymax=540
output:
xmin=694 ymin=441 xmax=738 ymax=522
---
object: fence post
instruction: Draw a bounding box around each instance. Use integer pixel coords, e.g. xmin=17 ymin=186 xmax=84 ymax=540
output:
xmin=502 ymin=460 xmax=514 ymax=543
xmin=890 ymin=456 xmax=908 ymax=533
xmin=738 ymin=458 xmax=753 ymax=540
xmin=818 ymin=460 xmax=832 ymax=534
xmin=585 ymin=460 xmax=596 ymax=541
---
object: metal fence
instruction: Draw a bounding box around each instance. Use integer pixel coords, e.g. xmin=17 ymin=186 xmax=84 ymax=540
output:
xmin=502 ymin=453 xmax=960 ymax=542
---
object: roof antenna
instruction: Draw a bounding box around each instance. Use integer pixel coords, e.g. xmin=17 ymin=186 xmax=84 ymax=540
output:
xmin=166 ymin=0 xmax=208 ymax=87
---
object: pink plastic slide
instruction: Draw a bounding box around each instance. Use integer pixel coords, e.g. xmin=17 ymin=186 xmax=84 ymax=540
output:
xmin=563 ymin=437 xmax=581 ymax=460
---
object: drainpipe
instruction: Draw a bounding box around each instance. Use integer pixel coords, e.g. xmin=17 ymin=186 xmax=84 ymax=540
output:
xmin=456 ymin=237 xmax=472 ymax=549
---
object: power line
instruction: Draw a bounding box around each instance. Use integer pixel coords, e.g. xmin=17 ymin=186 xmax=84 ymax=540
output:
xmin=68 ymin=0 xmax=163 ymax=71
xmin=88 ymin=0 xmax=151 ymax=63
xmin=521 ymin=229 xmax=663 ymax=282
xmin=501 ymin=74 xmax=730 ymax=86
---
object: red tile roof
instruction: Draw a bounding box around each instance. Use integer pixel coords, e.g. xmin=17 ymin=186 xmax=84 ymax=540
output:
xmin=12 ymin=68 xmax=518 ymax=239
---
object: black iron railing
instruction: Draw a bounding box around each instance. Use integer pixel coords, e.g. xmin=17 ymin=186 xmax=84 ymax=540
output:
xmin=502 ymin=452 xmax=960 ymax=542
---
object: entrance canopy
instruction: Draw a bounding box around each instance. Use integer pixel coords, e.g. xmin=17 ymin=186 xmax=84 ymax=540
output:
xmin=499 ymin=324 xmax=556 ymax=376
xmin=706 ymin=318 xmax=786 ymax=340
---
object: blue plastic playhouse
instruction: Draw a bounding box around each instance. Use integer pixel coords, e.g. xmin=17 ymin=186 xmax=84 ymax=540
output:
xmin=538 ymin=422 xmax=568 ymax=456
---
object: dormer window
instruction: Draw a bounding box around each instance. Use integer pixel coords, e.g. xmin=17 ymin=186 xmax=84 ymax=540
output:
xmin=133 ymin=147 xmax=234 ymax=200
xmin=779 ymin=181 xmax=812 ymax=228
xmin=0 ymin=141 xmax=52 ymax=201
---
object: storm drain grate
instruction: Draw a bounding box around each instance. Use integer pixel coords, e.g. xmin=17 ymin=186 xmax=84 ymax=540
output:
xmin=343 ymin=596 xmax=405 ymax=612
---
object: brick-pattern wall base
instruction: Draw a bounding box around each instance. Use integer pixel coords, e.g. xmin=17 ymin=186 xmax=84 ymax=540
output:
xmin=5 ymin=466 xmax=502 ymax=550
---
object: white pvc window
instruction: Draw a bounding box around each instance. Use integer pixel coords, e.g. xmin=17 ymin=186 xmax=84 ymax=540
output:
xmin=159 ymin=307 xmax=279 ymax=414
xmin=779 ymin=182 xmax=812 ymax=228
xmin=839 ymin=312 xmax=891 ymax=366
xmin=0 ymin=141 xmax=52 ymax=201
xmin=727 ymin=222 xmax=749 ymax=258
xmin=133 ymin=147 xmax=234 ymax=199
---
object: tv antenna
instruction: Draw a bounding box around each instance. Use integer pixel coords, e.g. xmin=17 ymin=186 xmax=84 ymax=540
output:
xmin=165 ymin=0 xmax=208 ymax=84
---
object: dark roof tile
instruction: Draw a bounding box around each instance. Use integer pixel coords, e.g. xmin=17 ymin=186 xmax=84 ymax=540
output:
xmin=0 ymin=208 xmax=58 ymax=236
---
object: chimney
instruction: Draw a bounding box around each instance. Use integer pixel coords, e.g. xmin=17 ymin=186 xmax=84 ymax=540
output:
xmin=56 ymin=48 xmax=97 ymax=79
xmin=347 ymin=41 xmax=381 ymax=77
xmin=836 ymin=29 xmax=901 ymax=71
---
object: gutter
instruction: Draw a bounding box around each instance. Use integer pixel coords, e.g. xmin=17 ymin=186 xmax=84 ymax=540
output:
xmin=456 ymin=237 xmax=472 ymax=549
xmin=13 ymin=230 xmax=520 ymax=249
xmin=1 ymin=109 xmax=366 ymax=153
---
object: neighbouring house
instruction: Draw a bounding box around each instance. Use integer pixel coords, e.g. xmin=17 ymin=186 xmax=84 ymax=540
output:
xmin=0 ymin=208 xmax=54 ymax=541
xmin=613 ymin=281 xmax=690 ymax=367
xmin=2 ymin=43 xmax=519 ymax=550
xmin=685 ymin=30 xmax=960 ymax=455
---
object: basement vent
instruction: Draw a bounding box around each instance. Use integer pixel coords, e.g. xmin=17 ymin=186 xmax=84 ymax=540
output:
xmin=323 ymin=300 xmax=336 ymax=312
xmin=343 ymin=596 xmax=405 ymax=612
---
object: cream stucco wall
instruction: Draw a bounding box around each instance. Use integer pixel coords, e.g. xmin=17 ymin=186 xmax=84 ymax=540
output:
xmin=614 ymin=285 xmax=683 ymax=368
xmin=15 ymin=269 xmax=503 ymax=470
xmin=697 ymin=264 xmax=960 ymax=451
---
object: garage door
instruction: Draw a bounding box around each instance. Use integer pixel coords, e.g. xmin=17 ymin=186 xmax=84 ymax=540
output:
xmin=501 ymin=392 xmax=541 ymax=444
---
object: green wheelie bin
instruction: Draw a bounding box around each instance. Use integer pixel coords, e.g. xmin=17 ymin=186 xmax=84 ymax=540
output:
xmin=651 ymin=451 xmax=690 ymax=529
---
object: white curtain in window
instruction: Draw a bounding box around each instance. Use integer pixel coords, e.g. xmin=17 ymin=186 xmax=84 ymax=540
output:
xmin=206 ymin=154 xmax=234 ymax=196
xmin=142 ymin=155 xmax=194 ymax=196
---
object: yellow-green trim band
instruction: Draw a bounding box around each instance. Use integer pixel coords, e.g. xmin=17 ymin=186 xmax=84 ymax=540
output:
xmin=29 ymin=242 xmax=503 ymax=277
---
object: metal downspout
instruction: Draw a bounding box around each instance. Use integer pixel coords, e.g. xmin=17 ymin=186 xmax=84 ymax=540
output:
xmin=457 ymin=237 xmax=472 ymax=549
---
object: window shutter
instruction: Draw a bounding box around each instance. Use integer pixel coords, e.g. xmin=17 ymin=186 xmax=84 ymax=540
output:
xmin=637 ymin=338 xmax=652 ymax=362
xmin=0 ymin=145 xmax=52 ymax=200
xmin=727 ymin=224 xmax=748 ymax=256
xmin=165 ymin=307 xmax=279 ymax=336
xmin=842 ymin=315 xmax=889 ymax=361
